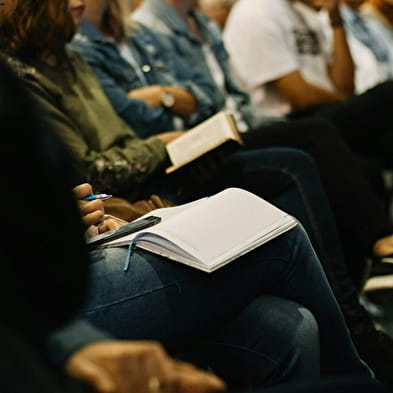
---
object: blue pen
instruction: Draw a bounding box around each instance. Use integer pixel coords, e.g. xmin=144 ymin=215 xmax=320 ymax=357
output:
xmin=83 ymin=193 xmax=112 ymax=201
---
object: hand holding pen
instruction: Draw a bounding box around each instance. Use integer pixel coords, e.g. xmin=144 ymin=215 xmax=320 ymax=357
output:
xmin=73 ymin=183 xmax=110 ymax=228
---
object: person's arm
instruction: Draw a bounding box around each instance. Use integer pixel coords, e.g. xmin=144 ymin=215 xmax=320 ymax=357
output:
xmin=127 ymin=84 xmax=197 ymax=117
xmin=69 ymin=41 xmax=179 ymax=137
xmin=66 ymin=340 xmax=226 ymax=393
xmin=47 ymin=318 xmax=225 ymax=393
xmin=274 ymin=70 xmax=346 ymax=109
xmin=323 ymin=0 xmax=355 ymax=95
xmin=274 ymin=1 xmax=354 ymax=109
xmin=23 ymin=77 xmax=168 ymax=195
xmin=224 ymin=0 xmax=353 ymax=111
xmin=73 ymin=183 xmax=128 ymax=234
xmin=130 ymin=26 xmax=218 ymax=125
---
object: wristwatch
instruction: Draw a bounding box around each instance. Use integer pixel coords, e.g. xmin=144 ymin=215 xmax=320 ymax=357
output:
xmin=161 ymin=89 xmax=175 ymax=109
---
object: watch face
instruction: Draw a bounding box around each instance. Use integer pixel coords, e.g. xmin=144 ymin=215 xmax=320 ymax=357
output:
xmin=162 ymin=91 xmax=175 ymax=108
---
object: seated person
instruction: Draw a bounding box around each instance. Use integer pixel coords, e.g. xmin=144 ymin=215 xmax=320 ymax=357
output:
xmin=131 ymin=0 xmax=393 ymax=276
xmin=0 ymin=53 xmax=225 ymax=393
xmin=0 ymin=51 xmax=384 ymax=393
xmin=70 ymin=0 xmax=217 ymax=137
xmin=222 ymin=0 xmax=393 ymax=171
xmin=77 ymin=0 xmax=393 ymax=289
xmin=2 ymin=0 xmax=393 ymax=387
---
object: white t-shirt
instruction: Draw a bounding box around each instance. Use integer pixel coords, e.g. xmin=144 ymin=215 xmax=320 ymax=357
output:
xmin=223 ymin=0 xmax=335 ymax=116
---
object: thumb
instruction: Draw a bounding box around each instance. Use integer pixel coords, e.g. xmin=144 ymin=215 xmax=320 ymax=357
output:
xmin=67 ymin=359 xmax=117 ymax=393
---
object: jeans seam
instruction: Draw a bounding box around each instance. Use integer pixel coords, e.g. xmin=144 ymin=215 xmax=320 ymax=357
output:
xmin=84 ymin=278 xmax=196 ymax=314
xmin=208 ymin=341 xmax=282 ymax=367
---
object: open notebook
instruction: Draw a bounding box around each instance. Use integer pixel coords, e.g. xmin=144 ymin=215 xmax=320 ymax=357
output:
xmin=90 ymin=188 xmax=297 ymax=273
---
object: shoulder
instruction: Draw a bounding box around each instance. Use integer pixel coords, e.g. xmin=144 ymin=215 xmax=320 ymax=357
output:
xmin=2 ymin=56 xmax=56 ymax=99
xmin=3 ymin=55 xmax=38 ymax=81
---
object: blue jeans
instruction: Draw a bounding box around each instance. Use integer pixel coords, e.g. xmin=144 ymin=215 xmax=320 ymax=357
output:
xmin=151 ymin=147 xmax=371 ymax=334
xmin=83 ymin=225 xmax=371 ymax=388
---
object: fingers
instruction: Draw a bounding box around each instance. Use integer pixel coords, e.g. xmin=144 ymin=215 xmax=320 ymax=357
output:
xmin=73 ymin=183 xmax=93 ymax=199
xmin=66 ymin=356 xmax=117 ymax=393
xmin=80 ymin=199 xmax=105 ymax=227
xmin=65 ymin=341 xmax=226 ymax=393
xmin=159 ymin=360 xmax=226 ymax=393
xmin=98 ymin=218 xmax=124 ymax=233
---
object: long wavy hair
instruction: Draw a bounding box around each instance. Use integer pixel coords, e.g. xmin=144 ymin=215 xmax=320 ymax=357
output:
xmin=0 ymin=0 xmax=75 ymax=62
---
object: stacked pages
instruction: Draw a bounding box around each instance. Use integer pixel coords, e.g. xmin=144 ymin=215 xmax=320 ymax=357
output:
xmin=92 ymin=188 xmax=297 ymax=272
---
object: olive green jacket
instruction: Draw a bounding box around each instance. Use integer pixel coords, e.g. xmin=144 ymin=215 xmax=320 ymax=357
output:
xmin=7 ymin=51 xmax=167 ymax=200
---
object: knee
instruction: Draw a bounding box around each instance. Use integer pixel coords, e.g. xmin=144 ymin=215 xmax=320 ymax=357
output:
xmin=267 ymin=299 xmax=320 ymax=380
xmin=232 ymin=296 xmax=320 ymax=385
xmin=288 ymin=306 xmax=320 ymax=373
xmin=263 ymin=146 xmax=318 ymax=177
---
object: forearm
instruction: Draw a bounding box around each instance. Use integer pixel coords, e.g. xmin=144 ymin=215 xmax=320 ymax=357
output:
xmin=291 ymin=83 xmax=344 ymax=109
xmin=47 ymin=319 xmax=113 ymax=366
xmin=275 ymin=71 xmax=345 ymax=110
xmin=128 ymin=85 xmax=197 ymax=117
xmin=162 ymin=85 xmax=197 ymax=117
xmin=327 ymin=9 xmax=355 ymax=95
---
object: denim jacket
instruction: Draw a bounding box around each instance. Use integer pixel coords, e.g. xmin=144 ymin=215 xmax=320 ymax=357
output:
xmin=69 ymin=20 xmax=216 ymax=137
xmin=133 ymin=0 xmax=281 ymax=130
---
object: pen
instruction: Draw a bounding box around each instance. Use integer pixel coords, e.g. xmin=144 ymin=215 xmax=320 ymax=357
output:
xmin=83 ymin=193 xmax=113 ymax=201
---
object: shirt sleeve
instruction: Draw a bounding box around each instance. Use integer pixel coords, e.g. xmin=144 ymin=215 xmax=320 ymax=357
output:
xmin=224 ymin=4 xmax=299 ymax=91
xmin=70 ymin=40 xmax=177 ymax=137
xmin=24 ymin=75 xmax=167 ymax=196
xmin=146 ymin=31 xmax=217 ymax=126
xmin=46 ymin=319 xmax=113 ymax=366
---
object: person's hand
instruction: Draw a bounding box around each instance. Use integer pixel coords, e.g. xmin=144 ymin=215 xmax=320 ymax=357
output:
xmin=73 ymin=183 xmax=105 ymax=228
xmin=127 ymin=85 xmax=164 ymax=108
xmin=65 ymin=340 xmax=227 ymax=393
xmin=156 ymin=131 xmax=185 ymax=144
xmin=97 ymin=216 xmax=128 ymax=234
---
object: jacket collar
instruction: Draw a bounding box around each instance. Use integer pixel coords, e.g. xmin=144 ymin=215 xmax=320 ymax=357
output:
xmin=141 ymin=0 xmax=193 ymax=36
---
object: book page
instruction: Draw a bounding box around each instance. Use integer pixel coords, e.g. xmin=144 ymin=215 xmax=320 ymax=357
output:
xmin=102 ymin=188 xmax=296 ymax=272
xmin=102 ymin=197 xmax=208 ymax=247
xmin=166 ymin=112 xmax=241 ymax=167
xmin=135 ymin=188 xmax=295 ymax=266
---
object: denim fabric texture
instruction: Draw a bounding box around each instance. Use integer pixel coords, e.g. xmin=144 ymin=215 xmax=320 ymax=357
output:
xmin=83 ymin=223 xmax=371 ymax=387
xmin=69 ymin=20 xmax=216 ymax=137
xmin=133 ymin=0 xmax=279 ymax=130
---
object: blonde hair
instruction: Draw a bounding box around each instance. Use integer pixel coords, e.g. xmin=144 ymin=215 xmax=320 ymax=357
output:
xmin=103 ymin=0 xmax=127 ymax=42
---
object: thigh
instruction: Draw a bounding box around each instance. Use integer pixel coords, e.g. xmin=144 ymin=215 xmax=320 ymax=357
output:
xmin=82 ymin=228 xmax=298 ymax=348
xmin=178 ymin=296 xmax=320 ymax=388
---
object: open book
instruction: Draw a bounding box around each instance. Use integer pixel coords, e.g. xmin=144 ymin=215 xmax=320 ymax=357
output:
xmin=165 ymin=111 xmax=243 ymax=174
xmin=95 ymin=188 xmax=297 ymax=273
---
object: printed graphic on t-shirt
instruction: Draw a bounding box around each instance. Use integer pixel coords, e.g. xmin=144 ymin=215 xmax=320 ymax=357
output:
xmin=293 ymin=29 xmax=321 ymax=55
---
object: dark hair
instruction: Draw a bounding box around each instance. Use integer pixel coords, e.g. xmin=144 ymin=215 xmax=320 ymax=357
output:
xmin=0 ymin=57 xmax=89 ymax=340
xmin=0 ymin=0 xmax=75 ymax=61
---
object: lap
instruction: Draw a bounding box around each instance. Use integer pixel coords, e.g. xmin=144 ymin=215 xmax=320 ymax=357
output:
xmin=83 ymin=225 xmax=306 ymax=347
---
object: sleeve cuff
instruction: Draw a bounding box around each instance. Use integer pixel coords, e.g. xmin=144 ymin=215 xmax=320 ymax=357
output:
xmin=46 ymin=319 xmax=113 ymax=366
